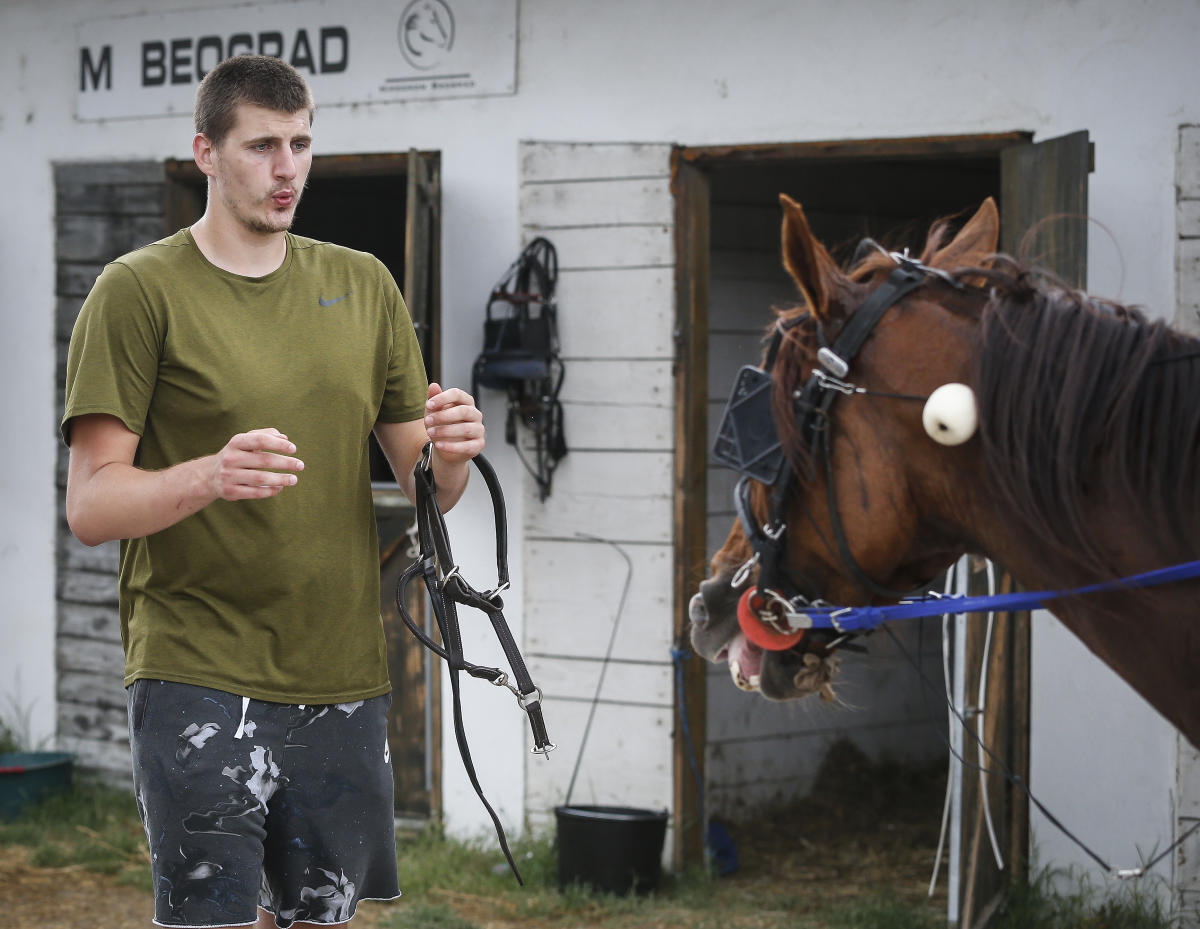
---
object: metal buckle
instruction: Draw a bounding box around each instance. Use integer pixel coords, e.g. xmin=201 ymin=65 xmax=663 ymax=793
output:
xmin=888 ymin=248 xmax=963 ymax=289
xmin=829 ymin=607 xmax=852 ymax=634
xmin=517 ymin=686 xmax=543 ymax=710
xmin=757 ymin=589 xmax=815 ymax=634
xmin=812 ymin=369 xmax=863 ymax=396
xmin=491 ymin=674 xmax=544 ymax=712
xmin=483 ymin=581 xmax=510 ymax=603
xmin=817 ymin=346 xmax=849 ymax=379
xmin=731 ymin=553 xmax=760 ymax=589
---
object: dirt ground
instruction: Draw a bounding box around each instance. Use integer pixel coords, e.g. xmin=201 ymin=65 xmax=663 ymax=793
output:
xmin=0 ymin=845 xmax=398 ymax=929
xmin=0 ymin=744 xmax=948 ymax=928
xmin=0 ymin=833 xmax=945 ymax=929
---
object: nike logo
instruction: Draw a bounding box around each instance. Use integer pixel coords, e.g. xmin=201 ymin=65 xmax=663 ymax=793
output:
xmin=319 ymin=292 xmax=352 ymax=307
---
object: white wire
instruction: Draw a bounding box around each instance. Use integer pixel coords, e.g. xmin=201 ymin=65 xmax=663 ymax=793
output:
xmin=929 ymin=558 xmax=1006 ymax=899
xmin=976 ymin=559 xmax=1005 ymax=871
xmin=929 ymin=564 xmax=958 ymax=896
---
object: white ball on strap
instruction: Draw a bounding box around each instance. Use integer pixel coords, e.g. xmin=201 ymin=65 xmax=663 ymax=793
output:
xmin=922 ymin=383 xmax=977 ymax=446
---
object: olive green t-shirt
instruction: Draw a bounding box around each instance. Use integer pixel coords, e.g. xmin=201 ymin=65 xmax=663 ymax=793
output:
xmin=62 ymin=229 xmax=427 ymax=703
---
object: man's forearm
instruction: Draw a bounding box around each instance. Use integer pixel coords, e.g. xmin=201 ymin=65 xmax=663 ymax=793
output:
xmin=67 ymin=456 xmax=218 ymax=546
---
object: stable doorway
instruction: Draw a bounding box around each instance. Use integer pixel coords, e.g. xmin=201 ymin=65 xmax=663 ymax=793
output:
xmin=673 ymin=131 xmax=1090 ymax=927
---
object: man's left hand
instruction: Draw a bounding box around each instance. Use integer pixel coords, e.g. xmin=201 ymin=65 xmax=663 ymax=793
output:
xmin=424 ymin=383 xmax=485 ymax=464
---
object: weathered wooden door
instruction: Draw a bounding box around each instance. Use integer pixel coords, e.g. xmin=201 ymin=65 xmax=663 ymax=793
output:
xmin=671 ymin=154 xmax=712 ymax=869
xmin=949 ymin=130 xmax=1092 ymax=929
xmin=382 ymin=149 xmax=442 ymax=820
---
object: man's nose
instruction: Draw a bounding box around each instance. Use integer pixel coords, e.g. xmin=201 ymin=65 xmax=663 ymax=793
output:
xmin=273 ymin=149 xmax=297 ymax=180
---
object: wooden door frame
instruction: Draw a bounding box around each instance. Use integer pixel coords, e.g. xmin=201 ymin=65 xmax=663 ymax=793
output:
xmin=670 ymin=131 xmax=1031 ymax=871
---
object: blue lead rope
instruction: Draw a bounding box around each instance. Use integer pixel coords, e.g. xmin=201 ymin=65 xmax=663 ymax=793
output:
xmin=798 ymin=558 xmax=1200 ymax=631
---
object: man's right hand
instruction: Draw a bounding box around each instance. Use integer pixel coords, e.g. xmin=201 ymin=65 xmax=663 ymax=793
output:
xmin=210 ymin=428 xmax=304 ymax=500
xmin=66 ymin=414 xmax=305 ymax=546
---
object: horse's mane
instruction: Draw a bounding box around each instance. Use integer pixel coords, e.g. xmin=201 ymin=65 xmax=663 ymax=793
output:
xmin=972 ymin=258 xmax=1200 ymax=579
xmin=767 ymin=217 xmax=1200 ymax=583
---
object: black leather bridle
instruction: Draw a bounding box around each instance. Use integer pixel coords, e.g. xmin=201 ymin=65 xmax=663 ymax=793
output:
xmin=396 ymin=442 xmax=553 ymax=884
xmin=713 ymin=253 xmax=958 ymax=646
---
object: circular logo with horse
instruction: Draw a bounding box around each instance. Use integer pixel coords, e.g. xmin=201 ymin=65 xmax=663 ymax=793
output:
xmin=398 ymin=0 xmax=455 ymax=71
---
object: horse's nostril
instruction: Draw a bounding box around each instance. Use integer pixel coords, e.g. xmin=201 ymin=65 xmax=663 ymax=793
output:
xmin=688 ymin=591 xmax=708 ymax=625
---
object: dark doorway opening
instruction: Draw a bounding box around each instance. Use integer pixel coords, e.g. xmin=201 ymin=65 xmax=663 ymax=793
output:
xmin=673 ymin=131 xmax=1090 ymax=924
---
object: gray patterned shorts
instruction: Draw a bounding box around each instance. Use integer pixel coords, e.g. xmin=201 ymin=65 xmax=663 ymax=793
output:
xmin=128 ymin=679 xmax=401 ymax=928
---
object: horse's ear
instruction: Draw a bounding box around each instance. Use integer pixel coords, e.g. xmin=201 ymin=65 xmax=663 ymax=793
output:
xmin=780 ymin=194 xmax=845 ymax=322
xmin=930 ymin=196 xmax=1000 ymax=271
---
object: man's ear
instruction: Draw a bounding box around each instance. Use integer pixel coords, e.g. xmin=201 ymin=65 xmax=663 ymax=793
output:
xmin=193 ymin=133 xmax=217 ymax=179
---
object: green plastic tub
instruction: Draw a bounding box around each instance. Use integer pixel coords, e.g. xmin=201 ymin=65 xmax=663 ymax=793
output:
xmin=0 ymin=752 xmax=74 ymax=820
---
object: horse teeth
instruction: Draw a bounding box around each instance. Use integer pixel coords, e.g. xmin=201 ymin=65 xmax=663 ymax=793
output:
xmin=729 ymin=660 xmax=757 ymax=692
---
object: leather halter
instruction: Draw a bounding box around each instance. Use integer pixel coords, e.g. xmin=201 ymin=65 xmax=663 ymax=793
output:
xmin=396 ymin=442 xmax=552 ymax=884
xmin=717 ymin=256 xmax=945 ymax=644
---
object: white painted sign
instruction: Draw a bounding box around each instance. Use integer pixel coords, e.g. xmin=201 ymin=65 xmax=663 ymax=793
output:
xmin=76 ymin=0 xmax=517 ymax=120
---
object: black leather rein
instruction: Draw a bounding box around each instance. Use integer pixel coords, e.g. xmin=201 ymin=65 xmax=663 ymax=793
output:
xmin=396 ymin=441 xmax=553 ymax=884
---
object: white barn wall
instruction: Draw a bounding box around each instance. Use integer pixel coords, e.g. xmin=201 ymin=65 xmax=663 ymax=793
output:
xmin=0 ymin=0 xmax=1197 ymax=889
xmin=518 ymin=141 xmax=676 ymax=835
xmin=1176 ymin=125 xmax=1200 ymax=918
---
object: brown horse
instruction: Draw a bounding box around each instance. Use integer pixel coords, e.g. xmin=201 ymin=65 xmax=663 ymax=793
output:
xmin=690 ymin=195 xmax=1200 ymax=747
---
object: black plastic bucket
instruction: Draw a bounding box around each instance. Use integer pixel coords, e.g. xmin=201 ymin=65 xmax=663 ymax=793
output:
xmin=554 ymin=804 xmax=669 ymax=895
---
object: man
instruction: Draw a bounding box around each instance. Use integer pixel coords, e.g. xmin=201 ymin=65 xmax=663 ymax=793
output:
xmin=62 ymin=54 xmax=483 ymax=928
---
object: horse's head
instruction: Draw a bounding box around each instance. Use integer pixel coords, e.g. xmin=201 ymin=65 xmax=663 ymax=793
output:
xmin=690 ymin=195 xmax=1000 ymax=700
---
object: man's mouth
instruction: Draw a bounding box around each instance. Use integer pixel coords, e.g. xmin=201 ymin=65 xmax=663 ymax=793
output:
xmin=271 ymin=190 xmax=295 ymax=207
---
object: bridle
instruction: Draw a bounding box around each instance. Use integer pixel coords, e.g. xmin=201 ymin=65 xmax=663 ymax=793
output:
xmin=396 ymin=442 xmax=553 ymax=884
xmin=712 ymin=251 xmax=1200 ymax=880
xmin=713 ymin=251 xmax=958 ymax=653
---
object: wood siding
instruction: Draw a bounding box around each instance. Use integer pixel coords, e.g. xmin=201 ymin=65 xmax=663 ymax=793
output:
xmin=517 ymin=142 xmax=677 ymax=831
xmin=1176 ymin=125 xmax=1200 ymax=921
xmin=54 ymin=160 xmax=167 ymax=785
xmin=1178 ymin=125 xmax=1200 ymax=336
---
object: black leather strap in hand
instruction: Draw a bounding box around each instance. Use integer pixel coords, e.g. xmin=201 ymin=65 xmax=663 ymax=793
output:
xmin=395 ymin=442 xmax=553 ymax=884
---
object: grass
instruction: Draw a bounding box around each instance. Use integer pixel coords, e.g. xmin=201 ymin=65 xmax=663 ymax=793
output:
xmin=378 ymin=816 xmax=948 ymax=929
xmin=0 ymin=757 xmax=1183 ymax=929
xmin=992 ymin=861 xmax=1177 ymax=929
xmin=0 ymin=781 xmax=151 ymax=891
xmin=0 ymin=720 xmax=22 ymax=754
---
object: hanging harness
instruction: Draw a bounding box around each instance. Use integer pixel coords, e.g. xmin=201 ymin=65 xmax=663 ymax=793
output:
xmin=396 ymin=442 xmax=553 ymax=884
xmin=471 ymin=237 xmax=567 ymax=500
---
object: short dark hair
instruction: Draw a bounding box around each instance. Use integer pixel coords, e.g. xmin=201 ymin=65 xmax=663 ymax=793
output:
xmin=195 ymin=55 xmax=315 ymax=146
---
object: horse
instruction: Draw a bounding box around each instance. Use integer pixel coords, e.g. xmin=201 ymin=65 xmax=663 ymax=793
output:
xmin=689 ymin=195 xmax=1200 ymax=748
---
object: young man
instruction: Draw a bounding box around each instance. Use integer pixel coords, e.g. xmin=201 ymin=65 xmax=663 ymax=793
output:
xmin=62 ymin=55 xmax=483 ymax=928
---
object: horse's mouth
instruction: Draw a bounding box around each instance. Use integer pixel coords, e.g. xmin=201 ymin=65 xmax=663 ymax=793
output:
xmin=689 ymin=580 xmax=840 ymax=701
xmin=719 ymin=632 xmax=764 ymax=691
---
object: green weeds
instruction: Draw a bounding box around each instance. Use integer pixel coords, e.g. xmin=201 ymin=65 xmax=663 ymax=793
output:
xmin=993 ymin=861 xmax=1175 ymax=929
xmin=0 ymin=777 xmax=1184 ymax=929
xmin=0 ymin=781 xmax=150 ymax=890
